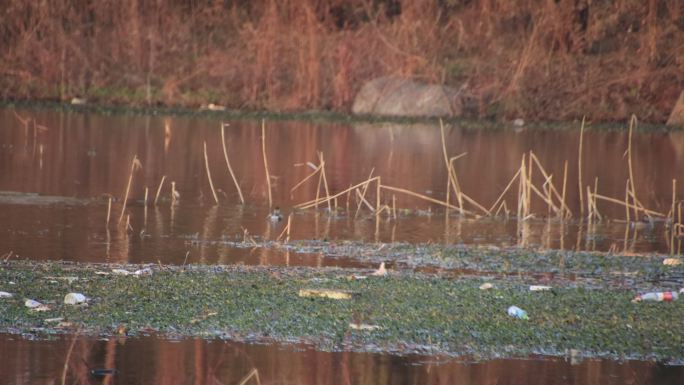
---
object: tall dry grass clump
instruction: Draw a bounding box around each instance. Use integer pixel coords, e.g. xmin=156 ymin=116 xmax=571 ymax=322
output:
xmin=0 ymin=1 xmax=681 ymax=122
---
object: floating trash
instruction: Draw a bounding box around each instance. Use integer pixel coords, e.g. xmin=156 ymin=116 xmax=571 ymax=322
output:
xmin=64 ymin=292 xmax=87 ymax=305
xmin=0 ymin=291 xmax=13 ymax=298
xmin=24 ymin=299 xmax=42 ymax=308
xmin=349 ymin=322 xmax=382 ymax=331
xmin=507 ymin=305 xmax=529 ymax=320
xmin=529 ymin=285 xmax=552 ymax=291
xmin=632 ymin=291 xmax=679 ymax=303
xmin=371 ymin=262 xmax=387 ymax=276
xmin=663 ymin=258 xmax=682 ymax=266
xmin=479 ymin=283 xmax=494 ymax=290
xmin=298 ymin=288 xmax=356 ymax=300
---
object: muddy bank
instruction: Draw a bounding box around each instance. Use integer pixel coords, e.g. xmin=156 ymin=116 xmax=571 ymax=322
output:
xmin=1 ymin=258 xmax=682 ymax=363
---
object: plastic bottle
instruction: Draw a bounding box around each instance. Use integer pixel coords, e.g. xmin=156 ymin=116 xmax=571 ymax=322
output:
xmin=633 ymin=291 xmax=679 ymax=302
xmin=507 ymin=305 xmax=529 ymax=320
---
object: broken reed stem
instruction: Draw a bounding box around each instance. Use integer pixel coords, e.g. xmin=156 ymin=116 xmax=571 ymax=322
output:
xmin=154 ymin=175 xmax=166 ymax=205
xmin=355 ymin=189 xmax=375 ymax=212
xmin=261 ymin=120 xmax=272 ymax=208
xmin=440 ymin=119 xmax=464 ymax=212
xmin=290 ymin=164 xmax=322 ymax=196
xmin=489 ymin=168 xmax=521 ymax=213
xmin=594 ymin=192 xmax=664 ymax=217
xmin=319 ymin=152 xmax=332 ymax=213
xmin=203 ymin=141 xmax=219 ymax=205
xmin=354 ymin=169 xmax=375 ymax=218
xmin=380 ymin=184 xmax=468 ymax=212
xmin=118 ymin=155 xmax=141 ymax=224
xmin=561 ymin=161 xmax=568 ymax=219
xmin=277 ymin=214 xmax=293 ymax=243
xmin=221 ymin=123 xmax=245 ymax=204
xmin=578 ymin=117 xmax=585 ymax=218
xmin=448 ymin=154 xmax=468 ymax=213
xmin=529 ymin=152 xmax=571 ymax=216
xmin=106 ymin=197 xmax=112 ymax=227
xmin=297 ymin=177 xmax=379 ymax=210
xmin=237 ymin=368 xmax=261 ymax=385
xmin=627 ymin=115 xmax=638 ymax=220
xmin=144 ymin=187 xmax=149 ymax=206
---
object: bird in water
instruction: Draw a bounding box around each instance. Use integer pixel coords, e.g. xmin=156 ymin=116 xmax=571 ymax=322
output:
xmin=269 ymin=207 xmax=283 ymax=222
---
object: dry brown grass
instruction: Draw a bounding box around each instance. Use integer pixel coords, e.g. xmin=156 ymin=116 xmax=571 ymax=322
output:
xmin=0 ymin=1 xmax=681 ymax=121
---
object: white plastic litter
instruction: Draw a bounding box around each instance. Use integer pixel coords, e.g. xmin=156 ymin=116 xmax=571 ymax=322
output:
xmin=64 ymin=292 xmax=87 ymax=305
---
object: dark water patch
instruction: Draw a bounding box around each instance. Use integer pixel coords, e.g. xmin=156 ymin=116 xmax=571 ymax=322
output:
xmin=1 ymin=333 xmax=681 ymax=385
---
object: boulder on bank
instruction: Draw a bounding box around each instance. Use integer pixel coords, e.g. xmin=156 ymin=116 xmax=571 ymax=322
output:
xmin=666 ymin=91 xmax=684 ymax=127
xmin=352 ymin=76 xmax=468 ymax=118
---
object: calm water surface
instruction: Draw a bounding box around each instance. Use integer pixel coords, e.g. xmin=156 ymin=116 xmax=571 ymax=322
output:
xmin=1 ymin=334 xmax=682 ymax=385
xmin=1 ymin=107 xmax=682 ymax=385
xmin=1 ymin=108 xmax=682 ymax=264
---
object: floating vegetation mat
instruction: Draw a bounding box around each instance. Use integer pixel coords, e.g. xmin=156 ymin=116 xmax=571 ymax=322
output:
xmin=0 ymin=257 xmax=682 ymax=363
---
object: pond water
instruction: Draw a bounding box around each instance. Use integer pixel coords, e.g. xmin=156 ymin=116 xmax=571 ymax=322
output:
xmin=1 ymin=107 xmax=683 ymax=265
xmin=1 ymin=106 xmax=683 ymax=384
xmin=1 ymin=334 xmax=682 ymax=385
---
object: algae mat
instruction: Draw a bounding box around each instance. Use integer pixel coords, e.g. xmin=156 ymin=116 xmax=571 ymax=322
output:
xmin=0 ymin=261 xmax=682 ymax=363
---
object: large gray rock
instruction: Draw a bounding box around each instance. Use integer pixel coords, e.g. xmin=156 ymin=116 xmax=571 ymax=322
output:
xmin=667 ymin=91 xmax=684 ymax=127
xmin=352 ymin=76 xmax=467 ymax=117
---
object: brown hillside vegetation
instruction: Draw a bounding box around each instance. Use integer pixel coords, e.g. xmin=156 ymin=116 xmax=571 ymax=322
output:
xmin=0 ymin=0 xmax=682 ymax=122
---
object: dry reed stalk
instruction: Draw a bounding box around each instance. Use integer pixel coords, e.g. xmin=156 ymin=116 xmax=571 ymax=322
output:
xmin=625 ymin=180 xmax=631 ymax=223
xmin=171 ymin=181 xmax=179 ymax=205
xmin=561 ymin=161 xmax=568 ymax=219
xmin=517 ymin=156 xmax=526 ymax=219
xmin=277 ymin=214 xmax=293 ymax=243
xmin=380 ymin=184 xmax=466 ymax=212
xmin=578 ymin=117 xmax=586 ymax=217
xmin=60 ymin=332 xmax=79 ymax=385
xmin=440 ymin=120 xmax=464 ymax=212
xmin=237 ymin=368 xmax=261 ymax=385
xmin=354 ymin=169 xmax=375 ymax=218
xmin=545 ymin=175 xmax=553 ymax=216
xmin=221 ymin=123 xmax=245 ymax=204
xmin=593 ymin=193 xmax=664 ymax=217
xmin=203 ymin=141 xmax=219 ymax=205
xmin=592 ymin=177 xmax=602 ymax=221
xmin=126 ymin=214 xmax=133 ymax=232
xmin=529 ymin=182 xmax=559 ymax=213
xmin=106 ymin=197 xmax=112 ymax=227
xmin=461 ymin=192 xmax=490 ymax=216
xmin=154 ymin=175 xmax=166 ymax=205
xmin=318 ymin=152 xmax=332 ymax=213
xmin=530 ymin=152 xmax=571 ymax=215
xmin=290 ymin=164 xmax=322 ymax=196
xmin=297 ymin=177 xmax=379 ymax=210
xmin=586 ymin=186 xmax=593 ymax=223
xmin=118 ymin=155 xmax=142 ymax=224
xmin=392 ymin=194 xmax=397 ymax=219
xmin=627 ymin=115 xmax=638 ymax=220
xmin=489 ymin=168 xmax=522 ymax=213
xmin=671 ymin=179 xmax=676 ymax=254
xmin=144 ymin=187 xmax=149 ymax=206
xmin=355 ymin=189 xmax=375 ymax=212
xmin=375 ymin=177 xmax=381 ymax=216
xmin=448 ymin=155 xmax=469 ymax=213
xmin=261 ymin=120 xmax=272 ymax=208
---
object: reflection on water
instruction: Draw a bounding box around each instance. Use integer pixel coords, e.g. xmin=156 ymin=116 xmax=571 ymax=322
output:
xmin=0 ymin=107 xmax=682 ymax=264
xmin=0 ymin=334 xmax=681 ymax=385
